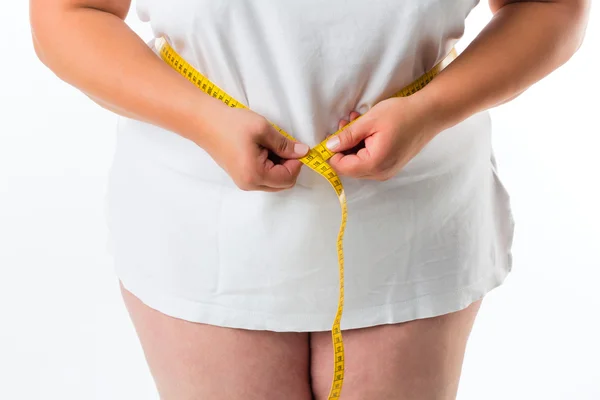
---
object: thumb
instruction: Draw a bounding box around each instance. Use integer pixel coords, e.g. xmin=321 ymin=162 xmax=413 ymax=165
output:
xmin=259 ymin=127 xmax=310 ymax=159
xmin=325 ymin=118 xmax=370 ymax=153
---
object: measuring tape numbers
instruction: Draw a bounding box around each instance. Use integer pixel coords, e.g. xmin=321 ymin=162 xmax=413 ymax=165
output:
xmin=154 ymin=37 xmax=456 ymax=399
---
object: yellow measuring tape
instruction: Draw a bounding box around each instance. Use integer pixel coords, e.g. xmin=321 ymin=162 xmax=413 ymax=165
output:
xmin=155 ymin=37 xmax=456 ymax=399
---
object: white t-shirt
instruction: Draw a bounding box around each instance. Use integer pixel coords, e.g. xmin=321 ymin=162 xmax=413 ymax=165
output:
xmin=106 ymin=0 xmax=514 ymax=331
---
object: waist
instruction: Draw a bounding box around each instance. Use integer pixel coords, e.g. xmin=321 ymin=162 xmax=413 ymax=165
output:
xmin=112 ymin=110 xmax=492 ymax=189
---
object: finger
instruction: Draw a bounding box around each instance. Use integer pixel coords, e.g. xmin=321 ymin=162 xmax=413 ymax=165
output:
xmin=326 ymin=117 xmax=371 ymax=153
xmin=261 ymin=160 xmax=302 ymax=188
xmin=337 ymin=111 xmax=362 ymax=137
xmin=349 ymin=111 xmax=361 ymax=121
xmin=282 ymin=158 xmax=303 ymax=178
xmin=338 ymin=119 xmax=349 ymax=130
xmin=328 ymin=147 xmax=373 ymax=178
xmin=259 ymin=126 xmax=309 ymax=159
xmin=338 ymin=110 xmax=361 ymax=129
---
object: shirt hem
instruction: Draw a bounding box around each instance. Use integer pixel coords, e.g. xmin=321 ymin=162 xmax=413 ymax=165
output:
xmin=117 ymin=259 xmax=511 ymax=333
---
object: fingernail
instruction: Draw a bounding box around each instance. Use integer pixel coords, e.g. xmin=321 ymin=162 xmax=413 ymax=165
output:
xmin=326 ymin=136 xmax=340 ymax=150
xmin=294 ymin=143 xmax=309 ymax=155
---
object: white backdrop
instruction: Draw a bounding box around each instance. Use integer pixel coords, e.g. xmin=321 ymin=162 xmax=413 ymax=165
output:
xmin=1 ymin=2 xmax=598 ymax=399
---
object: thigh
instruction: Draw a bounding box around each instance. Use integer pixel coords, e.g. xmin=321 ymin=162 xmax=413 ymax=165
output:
xmin=120 ymin=284 xmax=313 ymax=400
xmin=311 ymin=300 xmax=482 ymax=400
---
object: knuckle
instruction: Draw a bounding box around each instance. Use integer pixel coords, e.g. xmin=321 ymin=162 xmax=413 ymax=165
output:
xmin=376 ymin=171 xmax=393 ymax=181
xmin=236 ymin=181 xmax=251 ymax=191
xmin=278 ymin=176 xmax=293 ymax=188
xmin=372 ymin=162 xmax=387 ymax=175
xmin=255 ymin=117 xmax=271 ymax=131
xmin=288 ymin=176 xmax=298 ymax=187
xmin=250 ymin=118 xmax=271 ymax=137
xmin=276 ymin=136 xmax=290 ymax=154
xmin=342 ymin=126 xmax=354 ymax=145
xmin=236 ymin=180 xmax=252 ymax=191
xmin=236 ymin=170 xmax=257 ymax=190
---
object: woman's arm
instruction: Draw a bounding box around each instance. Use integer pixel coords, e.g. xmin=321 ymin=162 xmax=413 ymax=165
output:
xmin=30 ymin=0 xmax=220 ymax=142
xmin=30 ymin=0 xmax=309 ymax=191
xmin=425 ymin=0 xmax=591 ymax=130
xmin=327 ymin=0 xmax=590 ymax=179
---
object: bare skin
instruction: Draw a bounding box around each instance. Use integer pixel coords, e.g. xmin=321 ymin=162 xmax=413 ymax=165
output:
xmin=122 ymin=284 xmax=480 ymax=400
xmin=326 ymin=1 xmax=591 ymax=179
xmin=120 ymin=285 xmax=313 ymax=400
xmin=31 ymin=0 xmax=589 ymax=398
xmin=311 ymin=301 xmax=482 ymax=400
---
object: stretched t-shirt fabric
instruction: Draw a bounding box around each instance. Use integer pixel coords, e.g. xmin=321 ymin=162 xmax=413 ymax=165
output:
xmin=105 ymin=0 xmax=514 ymax=331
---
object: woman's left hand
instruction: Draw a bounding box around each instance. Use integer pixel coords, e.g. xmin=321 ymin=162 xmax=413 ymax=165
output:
xmin=326 ymin=95 xmax=442 ymax=181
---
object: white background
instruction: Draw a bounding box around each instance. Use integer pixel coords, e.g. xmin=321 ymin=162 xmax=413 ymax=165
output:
xmin=1 ymin=2 xmax=599 ymax=399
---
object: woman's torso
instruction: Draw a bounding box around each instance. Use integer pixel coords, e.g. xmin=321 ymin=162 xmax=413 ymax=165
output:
xmin=123 ymin=0 xmax=485 ymax=189
xmin=106 ymin=0 xmax=514 ymax=331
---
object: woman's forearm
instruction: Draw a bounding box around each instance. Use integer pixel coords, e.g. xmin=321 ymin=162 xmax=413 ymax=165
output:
xmin=30 ymin=3 xmax=223 ymax=146
xmin=418 ymin=0 xmax=590 ymax=132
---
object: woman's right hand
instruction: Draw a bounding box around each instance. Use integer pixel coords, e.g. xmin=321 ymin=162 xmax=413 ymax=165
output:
xmin=30 ymin=2 xmax=308 ymax=194
xmin=198 ymin=106 xmax=310 ymax=192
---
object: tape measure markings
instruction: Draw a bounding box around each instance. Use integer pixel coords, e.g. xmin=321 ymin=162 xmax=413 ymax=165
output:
xmin=155 ymin=37 xmax=456 ymax=400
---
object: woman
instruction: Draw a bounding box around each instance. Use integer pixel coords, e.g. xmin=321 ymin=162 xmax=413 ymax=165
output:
xmin=30 ymin=0 xmax=589 ymax=399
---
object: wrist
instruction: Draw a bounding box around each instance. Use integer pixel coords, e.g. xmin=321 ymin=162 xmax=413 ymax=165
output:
xmin=186 ymin=93 xmax=227 ymax=149
xmin=409 ymin=86 xmax=454 ymax=141
xmin=415 ymin=70 xmax=479 ymax=136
